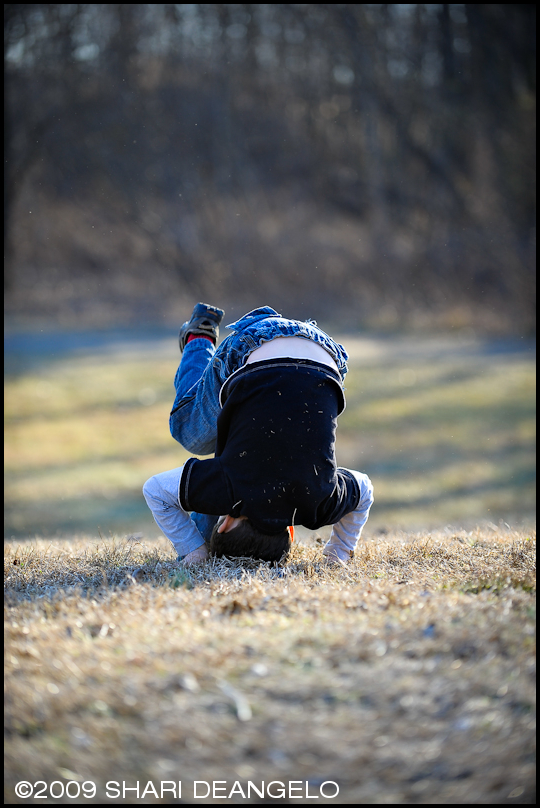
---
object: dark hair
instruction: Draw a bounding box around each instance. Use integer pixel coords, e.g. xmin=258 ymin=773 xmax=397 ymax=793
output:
xmin=209 ymin=519 xmax=290 ymax=562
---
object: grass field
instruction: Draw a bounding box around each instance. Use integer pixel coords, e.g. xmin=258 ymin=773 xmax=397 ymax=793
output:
xmin=4 ymin=332 xmax=536 ymax=537
xmin=4 ymin=330 xmax=536 ymax=803
xmin=4 ymin=528 xmax=536 ymax=804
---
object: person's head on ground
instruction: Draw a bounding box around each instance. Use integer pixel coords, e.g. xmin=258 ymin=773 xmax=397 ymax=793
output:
xmin=209 ymin=514 xmax=291 ymax=562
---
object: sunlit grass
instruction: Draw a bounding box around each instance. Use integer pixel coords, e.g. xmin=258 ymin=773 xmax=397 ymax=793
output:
xmin=4 ymin=355 xmax=175 ymax=419
xmin=4 ymin=337 xmax=536 ymax=537
xmin=4 ymin=527 xmax=536 ymax=804
xmin=337 ymin=354 xmax=535 ymax=528
xmin=5 ymin=354 xmax=190 ymax=534
xmin=5 ymin=406 xmax=183 ymax=468
xmin=5 ymin=334 xmax=535 ymax=803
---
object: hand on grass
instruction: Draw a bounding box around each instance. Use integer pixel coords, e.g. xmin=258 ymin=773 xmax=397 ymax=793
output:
xmin=322 ymin=545 xmax=353 ymax=566
xmin=182 ymin=544 xmax=209 ymax=566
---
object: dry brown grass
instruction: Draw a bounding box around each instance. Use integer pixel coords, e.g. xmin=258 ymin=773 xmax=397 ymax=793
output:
xmin=4 ymin=527 xmax=536 ymax=804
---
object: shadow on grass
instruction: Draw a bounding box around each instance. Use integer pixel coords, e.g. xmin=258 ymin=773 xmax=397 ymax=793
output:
xmin=4 ymin=327 xmax=178 ymax=376
xmin=5 ymin=332 xmax=536 ymax=538
xmin=4 ymin=495 xmax=155 ymax=540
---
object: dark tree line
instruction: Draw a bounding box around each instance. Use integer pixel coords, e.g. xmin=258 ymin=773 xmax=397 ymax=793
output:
xmin=4 ymin=4 xmax=536 ymax=332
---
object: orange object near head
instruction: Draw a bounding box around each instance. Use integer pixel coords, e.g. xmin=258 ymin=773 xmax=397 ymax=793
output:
xmin=288 ymin=526 xmax=294 ymax=542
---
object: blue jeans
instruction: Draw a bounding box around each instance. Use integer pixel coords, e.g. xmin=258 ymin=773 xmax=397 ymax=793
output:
xmin=169 ymin=306 xmax=350 ymax=542
xmin=170 ymin=306 xmax=349 ymax=455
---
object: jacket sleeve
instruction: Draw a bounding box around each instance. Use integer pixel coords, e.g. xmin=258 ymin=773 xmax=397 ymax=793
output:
xmin=323 ymin=470 xmax=374 ymax=561
xmin=142 ymin=467 xmax=206 ymax=558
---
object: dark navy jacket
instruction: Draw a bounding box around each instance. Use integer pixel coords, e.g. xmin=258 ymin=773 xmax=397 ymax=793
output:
xmin=179 ymin=358 xmax=360 ymax=534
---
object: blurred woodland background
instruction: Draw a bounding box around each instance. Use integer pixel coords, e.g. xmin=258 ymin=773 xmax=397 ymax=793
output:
xmin=4 ymin=3 xmax=536 ymax=334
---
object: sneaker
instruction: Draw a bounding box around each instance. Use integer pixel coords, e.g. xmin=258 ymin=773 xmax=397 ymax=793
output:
xmin=178 ymin=303 xmax=225 ymax=352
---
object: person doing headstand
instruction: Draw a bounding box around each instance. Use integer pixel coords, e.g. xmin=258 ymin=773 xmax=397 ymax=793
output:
xmin=143 ymin=304 xmax=374 ymax=566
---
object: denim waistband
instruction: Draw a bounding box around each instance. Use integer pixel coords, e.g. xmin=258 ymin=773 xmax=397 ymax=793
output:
xmin=217 ymin=312 xmax=349 ymax=383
